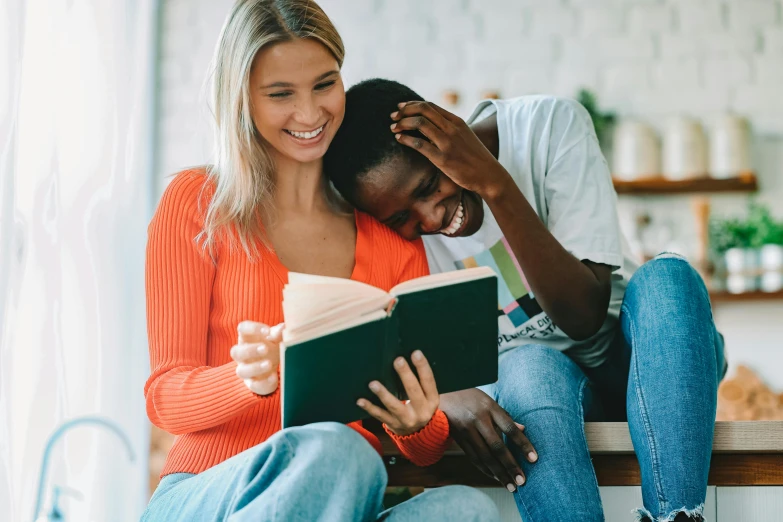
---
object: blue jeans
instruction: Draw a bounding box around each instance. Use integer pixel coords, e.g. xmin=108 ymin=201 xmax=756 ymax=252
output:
xmin=142 ymin=422 xmax=499 ymax=521
xmin=480 ymin=255 xmax=726 ymax=522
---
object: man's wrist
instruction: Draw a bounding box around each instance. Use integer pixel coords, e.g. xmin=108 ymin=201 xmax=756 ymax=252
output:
xmin=478 ymin=167 xmax=515 ymax=204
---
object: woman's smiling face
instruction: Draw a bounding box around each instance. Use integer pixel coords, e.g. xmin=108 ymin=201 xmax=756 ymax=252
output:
xmin=353 ymin=153 xmax=484 ymax=241
xmin=249 ymin=38 xmax=345 ymax=165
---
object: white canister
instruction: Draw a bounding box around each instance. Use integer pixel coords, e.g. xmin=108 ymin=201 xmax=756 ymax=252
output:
xmin=727 ymin=273 xmax=759 ymax=294
xmin=760 ymin=244 xmax=783 ymax=292
xmin=709 ymin=114 xmax=751 ymax=179
xmin=760 ymin=244 xmax=783 ymax=271
xmin=612 ymin=120 xmax=661 ymax=181
xmin=725 ymin=247 xmax=760 ymax=274
xmin=761 ymin=272 xmax=783 ymax=293
xmin=724 ymin=248 xmax=761 ymax=294
xmin=662 ymin=117 xmax=708 ymax=181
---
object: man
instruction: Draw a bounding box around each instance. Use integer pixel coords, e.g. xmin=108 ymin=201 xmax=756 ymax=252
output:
xmin=324 ymin=79 xmax=725 ymax=522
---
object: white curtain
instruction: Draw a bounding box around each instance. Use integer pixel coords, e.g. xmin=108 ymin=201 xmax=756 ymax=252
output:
xmin=0 ymin=0 xmax=157 ymax=520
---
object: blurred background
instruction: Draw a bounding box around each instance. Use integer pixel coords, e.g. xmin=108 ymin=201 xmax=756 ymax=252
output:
xmin=1 ymin=0 xmax=782 ymax=521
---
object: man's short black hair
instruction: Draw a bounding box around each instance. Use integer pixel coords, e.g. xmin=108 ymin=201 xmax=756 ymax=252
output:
xmin=325 ymin=78 xmax=426 ymax=202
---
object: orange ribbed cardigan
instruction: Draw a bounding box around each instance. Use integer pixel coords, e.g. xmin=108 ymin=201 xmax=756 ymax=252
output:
xmin=145 ymin=170 xmax=451 ymax=477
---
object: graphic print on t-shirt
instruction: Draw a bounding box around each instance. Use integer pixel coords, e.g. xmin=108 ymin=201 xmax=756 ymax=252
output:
xmin=455 ymin=237 xmax=544 ymax=327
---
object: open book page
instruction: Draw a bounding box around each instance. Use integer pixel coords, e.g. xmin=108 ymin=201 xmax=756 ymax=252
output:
xmin=390 ymin=266 xmax=496 ymax=296
xmin=282 ymin=273 xmax=394 ymax=345
xmin=282 ymin=308 xmax=388 ymax=346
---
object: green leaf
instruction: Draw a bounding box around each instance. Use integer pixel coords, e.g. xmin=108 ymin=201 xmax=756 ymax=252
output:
xmin=576 ymin=88 xmax=615 ymax=147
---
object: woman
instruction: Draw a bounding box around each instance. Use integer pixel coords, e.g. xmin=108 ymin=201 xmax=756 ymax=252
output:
xmin=142 ymin=2 xmax=499 ymax=521
xmin=324 ymin=78 xmax=726 ymax=522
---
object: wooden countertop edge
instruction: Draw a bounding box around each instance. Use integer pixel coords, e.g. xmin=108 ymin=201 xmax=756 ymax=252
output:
xmin=377 ymin=421 xmax=783 ymax=456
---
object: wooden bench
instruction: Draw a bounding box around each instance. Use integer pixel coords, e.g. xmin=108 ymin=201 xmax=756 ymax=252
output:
xmin=373 ymin=421 xmax=783 ymax=487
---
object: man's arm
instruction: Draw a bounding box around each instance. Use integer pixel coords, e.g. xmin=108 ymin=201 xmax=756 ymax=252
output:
xmin=483 ymin=173 xmax=612 ymax=340
xmin=391 ymin=101 xmax=612 ymax=340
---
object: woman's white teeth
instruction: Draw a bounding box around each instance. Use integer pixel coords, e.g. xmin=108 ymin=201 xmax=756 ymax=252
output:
xmin=287 ymin=125 xmax=324 ymax=139
xmin=444 ymin=203 xmax=464 ymax=235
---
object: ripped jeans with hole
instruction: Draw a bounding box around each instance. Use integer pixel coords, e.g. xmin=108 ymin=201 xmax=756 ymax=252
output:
xmin=479 ymin=254 xmax=726 ymax=522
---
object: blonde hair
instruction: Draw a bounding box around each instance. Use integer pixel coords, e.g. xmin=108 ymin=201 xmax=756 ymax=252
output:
xmin=202 ymin=0 xmax=344 ymax=257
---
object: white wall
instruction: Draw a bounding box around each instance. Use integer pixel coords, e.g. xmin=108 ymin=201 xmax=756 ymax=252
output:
xmin=156 ymin=0 xmax=783 ymax=385
xmin=157 ymin=0 xmax=783 ymax=171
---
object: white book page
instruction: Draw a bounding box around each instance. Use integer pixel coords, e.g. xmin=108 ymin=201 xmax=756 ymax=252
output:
xmin=283 ymin=273 xmax=388 ymax=326
xmin=282 ymin=272 xmax=393 ymax=344
xmin=282 ymin=308 xmax=388 ymax=346
xmin=284 ymin=294 xmax=393 ymax=338
xmin=288 ymin=272 xmax=385 ymax=289
xmin=282 ymin=290 xmax=378 ymax=327
xmin=390 ymin=266 xmax=496 ymax=296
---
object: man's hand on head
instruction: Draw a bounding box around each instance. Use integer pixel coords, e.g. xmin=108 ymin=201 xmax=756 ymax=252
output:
xmin=390 ymin=101 xmax=514 ymax=200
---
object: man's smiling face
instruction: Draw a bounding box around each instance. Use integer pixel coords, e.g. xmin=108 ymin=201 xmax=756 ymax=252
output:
xmin=353 ymin=153 xmax=484 ymax=241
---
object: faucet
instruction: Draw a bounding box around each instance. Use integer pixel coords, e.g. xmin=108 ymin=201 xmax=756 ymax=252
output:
xmin=32 ymin=416 xmax=136 ymax=522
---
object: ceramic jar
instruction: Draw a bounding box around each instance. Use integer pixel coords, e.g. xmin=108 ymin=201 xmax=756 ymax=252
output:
xmin=724 ymin=247 xmax=760 ymax=294
xmin=709 ymin=114 xmax=751 ymax=179
xmin=662 ymin=117 xmax=708 ymax=181
xmin=760 ymin=244 xmax=783 ymax=292
xmin=612 ymin=120 xmax=661 ymax=181
xmin=760 ymin=244 xmax=783 ymax=271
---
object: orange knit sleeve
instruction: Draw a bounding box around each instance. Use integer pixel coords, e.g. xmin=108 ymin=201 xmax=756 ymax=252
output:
xmin=384 ymin=410 xmax=451 ymax=467
xmin=144 ymin=172 xmax=264 ymax=435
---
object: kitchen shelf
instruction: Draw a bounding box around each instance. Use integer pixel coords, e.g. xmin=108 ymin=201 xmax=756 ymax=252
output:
xmin=613 ymin=174 xmax=758 ymax=195
xmin=710 ymin=290 xmax=783 ymax=303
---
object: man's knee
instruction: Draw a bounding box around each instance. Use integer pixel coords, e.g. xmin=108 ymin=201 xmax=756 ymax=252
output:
xmin=626 ymin=254 xmax=708 ymax=305
xmin=496 ymin=345 xmax=588 ymax=417
xmin=623 ymin=254 xmax=713 ymax=330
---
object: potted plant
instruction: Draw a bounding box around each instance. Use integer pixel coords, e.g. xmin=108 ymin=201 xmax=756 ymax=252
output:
xmin=576 ymin=89 xmax=615 ymax=151
xmin=753 ymin=204 xmax=783 ymax=292
xmin=710 ymin=204 xmax=759 ymax=293
xmin=710 ymin=202 xmax=783 ymax=293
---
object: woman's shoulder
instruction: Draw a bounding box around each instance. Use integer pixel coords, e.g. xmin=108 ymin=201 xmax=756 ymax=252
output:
xmin=161 ymin=167 xmax=214 ymax=201
xmin=356 ymin=211 xmax=425 ymax=256
xmin=156 ymin=167 xmax=215 ymax=219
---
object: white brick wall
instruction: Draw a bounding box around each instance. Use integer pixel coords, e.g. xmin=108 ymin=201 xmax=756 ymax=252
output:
xmin=628 ymin=4 xmax=674 ymax=34
xmin=764 ymin=26 xmax=783 ymax=53
xmin=602 ymin=63 xmax=651 ymax=92
xmin=676 ymin=1 xmax=725 ymax=33
xmin=156 ymin=0 xmax=783 ymax=180
xmin=726 ymin=0 xmax=780 ymax=31
xmin=756 ymin=55 xmax=783 ymax=83
xmin=703 ymin=55 xmax=754 ymax=86
xmin=580 ymin=6 xmax=626 ymax=37
xmin=528 ymin=6 xmax=576 ymax=36
xmin=651 ymin=59 xmax=701 ymax=88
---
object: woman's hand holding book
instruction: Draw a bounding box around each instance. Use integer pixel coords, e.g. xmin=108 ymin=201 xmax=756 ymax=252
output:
xmin=356 ymin=350 xmax=439 ymax=436
xmin=232 ymin=321 xmax=284 ymax=396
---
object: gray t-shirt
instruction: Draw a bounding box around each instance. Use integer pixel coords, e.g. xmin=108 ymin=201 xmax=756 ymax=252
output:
xmin=423 ymin=96 xmax=638 ymax=368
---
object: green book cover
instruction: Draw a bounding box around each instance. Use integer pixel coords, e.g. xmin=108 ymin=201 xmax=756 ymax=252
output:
xmin=281 ymin=268 xmax=498 ymax=428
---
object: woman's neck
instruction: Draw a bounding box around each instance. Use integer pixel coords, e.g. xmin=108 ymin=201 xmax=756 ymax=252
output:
xmin=271 ymin=155 xmax=329 ymax=214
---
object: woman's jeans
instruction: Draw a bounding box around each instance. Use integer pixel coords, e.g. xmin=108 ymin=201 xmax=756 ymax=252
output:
xmin=142 ymin=422 xmax=499 ymax=522
xmin=479 ymin=255 xmax=726 ymax=522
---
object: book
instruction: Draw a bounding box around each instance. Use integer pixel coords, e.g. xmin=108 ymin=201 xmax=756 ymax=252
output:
xmin=280 ymin=266 xmax=499 ymax=428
